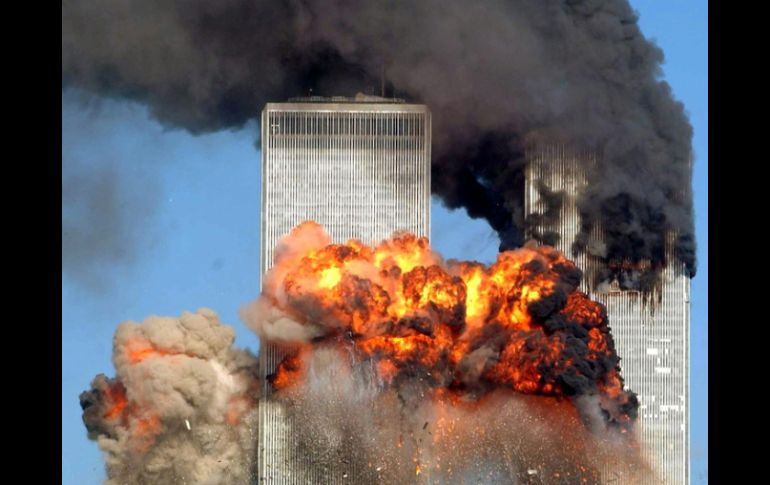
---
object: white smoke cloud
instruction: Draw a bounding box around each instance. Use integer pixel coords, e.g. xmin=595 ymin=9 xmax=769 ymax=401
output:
xmin=240 ymin=297 xmax=323 ymax=343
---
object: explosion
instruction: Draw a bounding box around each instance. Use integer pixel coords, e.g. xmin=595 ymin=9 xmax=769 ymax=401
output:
xmin=80 ymin=309 xmax=260 ymax=484
xmin=82 ymin=222 xmax=656 ymax=483
xmin=247 ymin=222 xmax=636 ymax=423
xmin=241 ymin=222 xmax=654 ymax=483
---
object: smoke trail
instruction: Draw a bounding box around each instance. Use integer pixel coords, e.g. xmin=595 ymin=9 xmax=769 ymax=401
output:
xmin=62 ymin=0 xmax=695 ymax=277
xmin=80 ymin=309 xmax=259 ymax=484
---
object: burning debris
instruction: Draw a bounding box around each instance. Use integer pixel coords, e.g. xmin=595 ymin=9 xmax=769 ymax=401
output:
xmin=239 ymin=222 xmax=654 ymax=482
xmin=80 ymin=309 xmax=259 ymax=484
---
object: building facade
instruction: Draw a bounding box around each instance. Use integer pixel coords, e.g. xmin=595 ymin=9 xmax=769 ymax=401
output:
xmin=259 ymin=97 xmax=431 ymax=483
xmin=524 ymin=145 xmax=690 ymax=485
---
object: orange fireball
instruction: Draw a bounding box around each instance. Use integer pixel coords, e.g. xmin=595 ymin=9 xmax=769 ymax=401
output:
xmin=268 ymin=222 xmax=636 ymax=429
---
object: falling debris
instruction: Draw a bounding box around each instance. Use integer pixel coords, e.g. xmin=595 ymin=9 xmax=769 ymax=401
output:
xmin=185 ymin=419 xmax=191 ymax=431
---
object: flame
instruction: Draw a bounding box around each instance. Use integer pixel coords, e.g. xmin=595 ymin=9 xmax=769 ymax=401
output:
xmin=125 ymin=339 xmax=177 ymax=363
xmin=97 ymin=341 xmax=205 ymax=453
xmin=103 ymin=381 xmax=128 ymax=420
xmin=271 ymin=350 xmax=307 ymax=390
xmin=136 ymin=415 xmax=161 ymax=435
xmin=225 ymin=394 xmax=255 ymax=425
xmin=96 ymin=378 xmax=164 ymax=453
xmin=268 ymin=222 xmax=634 ymax=426
xmin=318 ymin=267 xmax=342 ymax=289
xmin=132 ymin=415 xmax=162 ymax=453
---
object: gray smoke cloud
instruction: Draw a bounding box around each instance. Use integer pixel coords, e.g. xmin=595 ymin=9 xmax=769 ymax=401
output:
xmin=61 ymin=157 xmax=158 ymax=290
xmin=62 ymin=0 xmax=695 ymax=279
xmin=62 ymin=90 xmax=162 ymax=290
xmin=79 ymin=309 xmax=259 ymax=484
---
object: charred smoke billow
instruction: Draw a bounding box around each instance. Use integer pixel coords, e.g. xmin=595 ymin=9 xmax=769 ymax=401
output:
xmin=237 ymin=222 xmax=655 ymax=482
xmin=79 ymin=309 xmax=260 ymax=484
xmin=63 ymin=0 xmax=695 ymax=279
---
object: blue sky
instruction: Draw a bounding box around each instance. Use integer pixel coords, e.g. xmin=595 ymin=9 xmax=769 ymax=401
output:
xmin=61 ymin=1 xmax=707 ymax=483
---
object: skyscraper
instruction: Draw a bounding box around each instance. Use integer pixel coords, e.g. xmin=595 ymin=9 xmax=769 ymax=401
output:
xmin=524 ymin=144 xmax=690 ymax=485
xmin=259 ymin=95 xmax=432 ymax=483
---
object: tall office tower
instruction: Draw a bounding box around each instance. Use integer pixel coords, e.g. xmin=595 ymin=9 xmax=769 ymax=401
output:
xmin=259 ymin=95 xmax=431 ymax=483
xmin=524 ymin=145 xmax=690 ymax=485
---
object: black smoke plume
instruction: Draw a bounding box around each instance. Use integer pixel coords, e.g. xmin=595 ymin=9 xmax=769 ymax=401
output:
xmin=62 ymin=0 xmax=695 ymax=279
